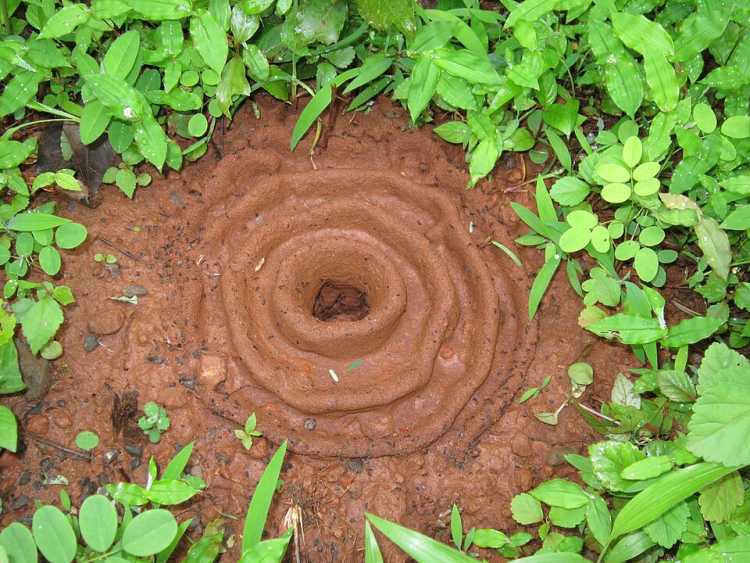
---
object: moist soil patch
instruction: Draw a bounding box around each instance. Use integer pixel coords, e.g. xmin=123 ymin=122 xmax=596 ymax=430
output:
xmin=0 ymin=97 xmax=633 ymax=561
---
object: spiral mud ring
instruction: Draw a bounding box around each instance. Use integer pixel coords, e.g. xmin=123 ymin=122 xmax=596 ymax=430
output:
xmin=191 ymin=160 xmax=537 ymax=457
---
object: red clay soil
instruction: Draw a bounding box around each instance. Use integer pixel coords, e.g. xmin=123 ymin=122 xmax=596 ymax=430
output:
xmin=0 ymin=97 xmax=633 ymax=561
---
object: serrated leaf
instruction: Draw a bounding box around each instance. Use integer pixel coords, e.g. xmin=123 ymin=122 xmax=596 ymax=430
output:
xmin=698 ymin=471 xmax=744 ymax=523
xmin=643 ymin=501 xmax=689 ymax=548
xmin=16 ymin=296 xmax=64 ymax=355
xmin=511 ymin=493 xmax=543 ymax=525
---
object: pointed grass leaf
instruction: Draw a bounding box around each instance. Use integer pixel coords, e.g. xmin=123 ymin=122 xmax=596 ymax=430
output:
xmin=528 ymin=252 xmax=561 ymax=319
xmin=609 ymin=463 xmax=740 ymax=541
xmin=364 ymin=521 xmax=384 ymax=563
xmin=126 ymin=0 xmax=192 ymax=20
xmin=291 ymin=87 xmax=332 ymax=150
xmin=79 ymin=101 xmax=111 ymax=145
xmin=644 ymin=53 xmax=679 ymax=113
xmin=694 ymin=218 xmax=730 ymax=280
xmin=79 ymin=495 xmax=118 ymax=552
xmin=32 ymin=506 xmax=77 ymax=563
xmin=611 ymin=12 xmax=674 ymax=58
xmin=7 ymin=213 xmax=70 ymax=232
xmin=605 ymin=531 xmax=655 ymax=563
xmin=545 ymin=128 xmax=571 ymax=172
xmin=122 ymin=510 xmax=178 ymax=557
xmin=103 ymin=30 xmax=140 ymax=79
xmin=162 ymin=441 xmax=195 ymax=480
xmin=365 ymin=513 xmax=477 ymax=563
xmin=242 ymin=441 xmax=287 ymax=551
xmin=343 ymin=55 xmax=393 ymax=94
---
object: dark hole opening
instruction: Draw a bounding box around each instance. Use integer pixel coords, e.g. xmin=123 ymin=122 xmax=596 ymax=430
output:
xmin=312 ymin=280 xmax=370 ymax=322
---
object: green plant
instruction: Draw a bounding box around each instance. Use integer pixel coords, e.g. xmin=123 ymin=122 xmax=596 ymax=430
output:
xmin=0 ymin=442 xmax=204 ymax=562
xmin=138 ymin=401 xmax=170 ymax=443
xmin=235 ymin=412 xmax=262 ymax=450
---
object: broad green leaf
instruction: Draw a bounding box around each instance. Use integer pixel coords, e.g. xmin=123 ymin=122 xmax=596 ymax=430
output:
xmin=355 ymin=0 xmax=416 ymax=35
xmin=530 ymin=479 xmax=588 ymax=509
xmin=344 ymin=54 xmax=393 ymax=94
xmin=239 ymin=0 xmax=273 ymax=15
xmin=39 ymin=4 xmax=90 ymax=39
xmin=605 ymin=531 xmax=655 ymax=563
xmin=693 ymin=103 xmax=717 ymax=134
xmin=657 ymin=370 xmax=697 ymax=402
xmin=545 ymin=128 xmax=571 ymax=171
xmin=32 ymin=506 xmax=77 ymax=563
xmin=514 ymin=555 xmax=588 ymax=563
xmin=621 ymin=456 xmax=673 ymax=481
xmin=366 ymin=513 xmax=477 ymax=563
xmin=55 ymin=223 xmax=88 ymax=249
xmin=364 ymin=521 xmax=384 ymax=563
xmin=0 ymin=72 xmax=40 ymax=117
xmin=560 ymin=226 xmax=591 ymax=253
xmin=190 ymin=10 xmax=228 ymax=76
xmin=721 ymin=205 xmax=750 ymax=230
xmin=590 ymin=441 xmax=644 ymax=492
xmin=633 ymin=247 xmax=658 ymax=282
xmin=588 ymin=314 xmax=666 ymax=345
xmin=434 ymin=49 xmax=501 ymax=85
xmin=290 ymin=86 xmax=332 ymax=150
xmin=698 ymin=471 xmax=744 ymax=523
xmin=511 ymin=493 xmax=543 ymax=525
xmin=79 ymin=496 xmax=118 ymax=552
xmin=134 ymin=113 xmax=168 ymax=170
xmin=610 ymin=463 xmax=739 ymax=540
xmin=79 ymin=101 xmax=111 ymax=145
xmin=155 ymin=519 xmax=192 ymax=563
xmin=238 ymin=530 xmax=292 ymax=563
xmin=674 ymin=1 xmax=730 ymax=62
xmin=0 ymin=139 xmax=36 ymax=169
xmin=147 ymin=479 xmax=203 ymax=505
xmin=469 ymin=138 xmax=498 ymax=185
xmin=0 ymin=406 xmax=17 ymax=452
xmin=586 ymin=496 xmax=611 ymax=547
xmin=125 ymin=0 xmax=192 ymax=20
xmin=504 ymin=0 xmax=558 ymax=29
xmin=662 ymin=316 xmax=724 ymax=348
xmin=216 ymin=56 xmax=251 ymax=117
xmin=644 ymin=501 xmax=689 ymax=548
xmin=103 ymin=30 xmax=140 ymax=79
xmin=644 ymin=53 xmax=679 ymax=112
xmin=408 ymin=57 xmax=440 ymax=122
xmin=550 ymin=177 xmax=590 ymax=206
xmin=17 ymin=296 xmax=64 ymax=355
xmin=242 ymin=442 xmax=287 ymax=551
xmin=122 ymin=510 xmax=178 ymax=557
xmin=622 ymin=137 xmax=642 ymax=168
xmin=612 ymin=12 xmax=674 ymax=58
xmin=694 ymin=218 xmax=730 ymax=279
xmin=85 ymin=74 xmax=142 ymax=122
xmin=597 ymin=163 xmax=630 ymax=183
xmin=721 ymin=115 xmax=750 ymax=139
xmin=449 ymin=505 xmax=462 ymax=550
xmin=0 ymin=523 xmax=36 ymax=563
xmin=0 ymin=341 xmax=24 ymax=393
xmin=39 ymin=246 xmax=61 ymax=276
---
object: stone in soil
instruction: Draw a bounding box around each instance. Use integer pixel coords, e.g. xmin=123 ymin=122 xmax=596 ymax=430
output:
xmin=16 ymin=338 xmax=51 ymax=400
xmin=84 ymin=334 xmax=100 ymax=352
xmin=124 ymin=284 xmax=148 ymax=297
xmin=87 ymin=307 xmax=125 ymax=336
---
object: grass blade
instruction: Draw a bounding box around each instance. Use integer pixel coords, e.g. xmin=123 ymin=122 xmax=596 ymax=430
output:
xmin=528 ymin=252 xmax=561 ymax=319
xmin=365 ymin=513 xmax=476 ymax=563
xmin=290 ymin=86 xmax=332 ymax=150
xmin=242 ymin=441 xmax=287 ymax=552
xmin=364 ymin=521 xmax=383 ymax=563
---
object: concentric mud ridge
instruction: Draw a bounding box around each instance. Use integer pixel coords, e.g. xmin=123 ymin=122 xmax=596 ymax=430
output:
xmin=188 ymin=152 xmax=537 ymax=457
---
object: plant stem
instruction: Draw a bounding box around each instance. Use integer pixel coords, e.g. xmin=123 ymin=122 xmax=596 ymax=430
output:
xmin=2 ymin=118 xmax=78 ymax=140
xmin=0 ymin=0 xmax=9 ymax=34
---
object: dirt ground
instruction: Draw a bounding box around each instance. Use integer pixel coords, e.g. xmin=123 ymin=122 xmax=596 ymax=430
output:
xmin=0 ymin=97 xmax=634 ymax=561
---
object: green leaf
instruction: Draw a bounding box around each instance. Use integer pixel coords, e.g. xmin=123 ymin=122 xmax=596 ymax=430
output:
xmin=187 ymin=114 xmax=208 ymax=137
xmin=54 ymin=223 xmax=87 ymax=250
xmin=545 ymin=128 xmax=571 ymax=172
xmin=549 ymin=506 xmax=586 ymax=528
xmin=242 ymin=441 xmax=287 ymax=551
xmin=354 ymin=0 xmax=415 ymax=34
xmin=694 ymin=218 xmax=731 ymax=280
xmin=622 ymin=137 xmax=642 ymax=168
xmin=79 ymin=495 xmax=117 ymax=552
xmin=597 ymin=163 xmax=630 ymax=183
xmin=586 ymin=496 xmax=611 ymax=547
xmin=560 ymin=227 xmax=591 ymax=253
xmin=644 ymin=53 xmax=679 ymax=113
xmin=0 ymin=139 xmax=36 ymax=169
xmin=0 ymin=406 xmax=17 ymax=453
xmin=0 ymin=523 xmax=37 ymax=563
xmin=605 ymin=531 xmax=655 ymax=563
xmin=162 ymin=441 xmax=194 ymax=480
xmin=147 ymin=479 xmax=203 ymax=505
xmin=103 ymin=30 xmax=140 ymax=79
xmin=601 ymin=183 xmax=631 ymax=204
xmin=190 ymin=11 xmax=228 ymax=76
xmin=32 ymin=506 xmax=77 ymax=563
xmin=528 ymin=252 xmax=561 ymax=319
xmin=434 ymin=49 xmax=501 ymax=85
xmin=125 ymin=0 xmax=192 ymax=20
xmin=134 ymin=113 xmax=168 ymax=170
xmin=17 ymin=296 xmax=64 ymax=355
xmin=721 ymin=205 xmax=750 ymax=230
xmin=344 ymin=54 xmax=393 ymax=94
xmin=633 ymin=247 xmax=658 ymax=282
xmin=698 ymin=471 xmax=744 ymax=523
xmin=242 ymin=44 xmax=268 ymax=80
xmin=588 ymin=314 xmax=666 ymax=345
xmin=0 ymin=72 xmax=40 ymax=118
xmin=609 ymin=463 xmax=739 ymax=540
xmin=365 ymin=513 xmax=477 ymax=563
xmin=721 ymin=115 xmax=750 ymax=139
xmin=530 ymin=479 xmax=588 ymax=509
xmin=662 ymin=316 xmax=724 ymax=348
xmin=364 ymin=520 xmax=384 ymax=563
xmin=693 ymin=103 xmax=717 ymax=134
xmin=590 ymin=441 xmax=644 ymax=492
xmin=657 ymin=370 xmax=697 ymax=402
xmin=39 ymin=4 xmax=90 ymax=39
xmin=611 ymin=12 xmax=674 ymax=58
xmin=550 ymin=177 xmax=590 ymax=206
xmin=39 ymin=246 xmax=61 ymax=276
xmin=504 ymin=0 xmax=558 ymax=29
xmin=290 ymin=86 xmax=332 ymax=151
xmin=75 ymin=431 xmax=99 ymax=451
xmin=643 ymin=501 xmax=689 ymax=548
xmin=621 ymin=456 xmax=673 ymax=480
xmin=511 ymin=493 xmax=543 ymax=525
xmin=122 ymin=510 xmax=178 ymax=557
xmin=85 ymin=74 xmax=142 ymax=122
xmin=449 ymin=505 xmax=462 ymax=550
xmin=239 ymin=0 xmax=273 ymax=15
xmin=408 ymin=57 xmax=440 ymax=122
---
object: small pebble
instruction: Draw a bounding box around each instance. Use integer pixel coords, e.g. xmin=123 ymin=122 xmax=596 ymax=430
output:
xmin=304 ymin=418 xmax=317 ymax=431
xmin=40 ymin=458 xmax=55 ymax=473
xmin=130 ymin=457 xmax=141 ymax=470
xmin=18 ymin=471 xmax=31 ymax=486
xmin=125 ymin=444 xmax=143 ymax=457
xmin=104 ymin=450 xmax=119 ymax=464
xmin=57 ymin=400 xmax=66 ymax=407
xmin=124 ymin=284 xmax=148 ymax=298
xmin=147 ymin=355 xmax=165 ymax=364
xmin=179 ymin=374 xmax=196 ymax=390
xmin=106 ymin=263 xmax=121 ymax=278
xmin=346 ymin=458 xmax=364 ymax=473
xmin=84 ymin=334 xmax=99 ymax=352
